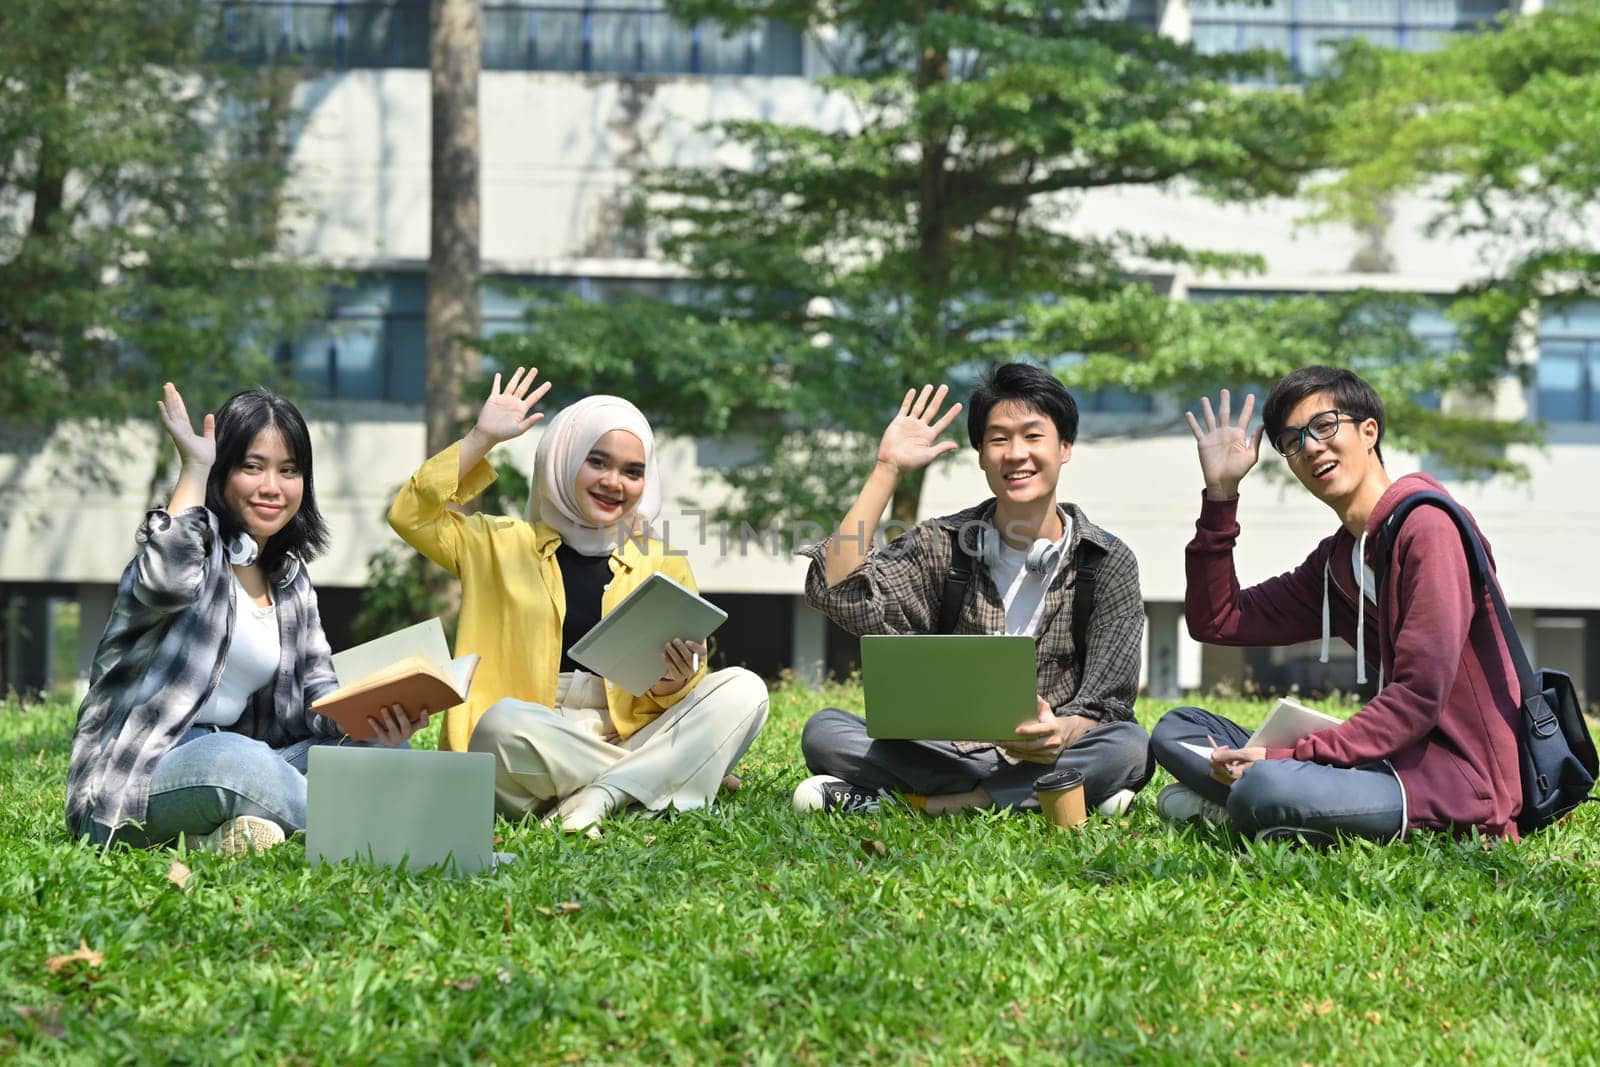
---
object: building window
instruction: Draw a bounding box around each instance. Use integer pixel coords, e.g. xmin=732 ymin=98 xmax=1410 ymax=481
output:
xmin=1190 ymin=0 xmax=1509 ymax=80
xmin=213 ymin=1 xmax=804 ymax=76
xmin=1537 ymin=301 xmax=1600 ymax=423
xmin=281 ymin=273 xmax=677 ymax=402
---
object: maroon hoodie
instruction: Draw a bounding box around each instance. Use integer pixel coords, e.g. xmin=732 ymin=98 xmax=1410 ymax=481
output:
xmin=1186 ymin=472 xmax=1524 ymax=839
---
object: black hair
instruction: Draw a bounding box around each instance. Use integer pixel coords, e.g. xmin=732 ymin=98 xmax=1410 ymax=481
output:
xmin=1262 ymin=365 xmax=1386 ymax=463
xmin=965 ymin=363 xmax=1080 ymax=449
xmin=204 ymin=388 xmax=330 ymax=575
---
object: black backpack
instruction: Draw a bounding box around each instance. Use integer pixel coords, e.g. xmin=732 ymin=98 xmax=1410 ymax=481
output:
xmin=937 ymin=526 xmax=1109 ymax=678
xmin=1375 ymin=490 xmax=1597 ymax=834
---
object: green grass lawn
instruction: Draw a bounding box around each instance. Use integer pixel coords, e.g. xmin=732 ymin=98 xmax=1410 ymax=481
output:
xmin=5 ymin=683 xmax=1600 ymax=1064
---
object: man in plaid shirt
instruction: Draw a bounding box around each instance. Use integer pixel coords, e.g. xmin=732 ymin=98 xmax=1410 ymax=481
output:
xmin=794 ymin=364 xmax=1153 ymax=817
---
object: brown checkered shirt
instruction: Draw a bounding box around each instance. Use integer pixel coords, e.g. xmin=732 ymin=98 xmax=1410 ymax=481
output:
xmin=802 ymin=500 xmax=1143 ymax=731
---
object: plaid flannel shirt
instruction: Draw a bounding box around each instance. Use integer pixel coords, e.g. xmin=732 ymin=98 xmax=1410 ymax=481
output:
xmin=802 ymin=500 xmax=1143 ymax=742
xmin=64 ymin=507 xmax=342 ymax=842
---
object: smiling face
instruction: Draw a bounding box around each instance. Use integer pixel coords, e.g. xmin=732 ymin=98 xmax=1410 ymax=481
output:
xmin=1282 ymin=390 xmax=1382 ymax=508
xmin=977 ymin=400 xmax=1071 ymax=510
xmin=223 ymin=424 xmax=304 ymax=547
xmin=573 ymin=429 xmax=647 ymax=526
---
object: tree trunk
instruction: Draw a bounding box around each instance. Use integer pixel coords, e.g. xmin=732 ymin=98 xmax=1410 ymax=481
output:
xmin=899 ymin=17 xmax=952 ymax=534
xmin=426 ymin=0 xmax=482 ymax=458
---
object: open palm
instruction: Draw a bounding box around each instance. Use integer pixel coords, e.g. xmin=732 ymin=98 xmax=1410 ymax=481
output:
xmin=475 ymin=366 xmax=553 ymax=444
xmin=877 ymin=384 xmax=963 ymax=474
xmin=1185 ymin=389 xmax=1262 ymax=494
xmin=156 ymin=382 xmax=215 ymax=468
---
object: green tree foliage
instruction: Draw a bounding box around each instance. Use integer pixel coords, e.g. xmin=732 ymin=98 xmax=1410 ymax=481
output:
xmin=486 ymin=0 xmax=1528 ymax=530
xmin=0 ymin=0 xmax=323 ymax=481
xmin=1311 ymin=2 xmax=1600 ymax=414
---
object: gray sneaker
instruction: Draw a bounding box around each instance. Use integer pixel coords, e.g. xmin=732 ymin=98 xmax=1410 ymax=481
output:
xmin=1155 ymin=783 xmax=1228 ymax=827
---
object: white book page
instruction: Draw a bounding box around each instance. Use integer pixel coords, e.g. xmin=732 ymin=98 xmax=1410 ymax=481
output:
xmin=331 ymin=618 xmax=453 ymax=689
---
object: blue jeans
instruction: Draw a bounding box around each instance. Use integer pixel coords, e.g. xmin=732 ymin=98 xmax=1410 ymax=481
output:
xmin=1151 ymin=706 xmax=1405 ymax=844
xmin=801 ymin=707 xmax=1154 ymax=810
xmin=113 ymin=728 xmax=360 ymax=847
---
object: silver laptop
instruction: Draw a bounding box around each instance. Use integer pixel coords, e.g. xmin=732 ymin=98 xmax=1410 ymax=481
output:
xmin=862 ymin=635 xmax=1038 ymax=741
xmin=306 ymin=747 xmax=495 ymax=875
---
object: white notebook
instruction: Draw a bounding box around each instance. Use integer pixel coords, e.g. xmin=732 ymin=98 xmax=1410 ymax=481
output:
xmin=1177 ymin=697 xmax=1344 ymax=761
xmin=568 ymin=574 xmax=728 ymax=696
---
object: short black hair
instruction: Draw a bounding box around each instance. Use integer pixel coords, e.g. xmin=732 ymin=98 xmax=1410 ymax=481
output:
xmin=1262 ymin=365 xmax=1386 ymax=463
xmin=966 ymin=363 xmax=1079 ymax=449
xmin=205 ymin=388 xmax=330 ymax=575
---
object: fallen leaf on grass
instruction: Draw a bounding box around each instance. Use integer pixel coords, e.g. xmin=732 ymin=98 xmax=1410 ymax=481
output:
xmin=45 ymin=940 xmax=102 ymax=975
xmin=1314 ymin=999 xmax=1334 ymax=1017
xmin=536 ymin=901 xmax=583 ymax=918
xmin=166 ymin=860 xmax=193 ymax=894
xmin=1366 ymin=1011 xmax=1383 ymax=1025
xmin=503 ymin=897 xmax=514 ymax=934
xmin=451 ymin=976 xmax=481 ymax=992
xmin=860 ymin=838 xmax=887 ymax=858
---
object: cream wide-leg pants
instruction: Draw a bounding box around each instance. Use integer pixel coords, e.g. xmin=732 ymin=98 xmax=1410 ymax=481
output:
xmin=468 ymin=667 xmax=769 ymax=818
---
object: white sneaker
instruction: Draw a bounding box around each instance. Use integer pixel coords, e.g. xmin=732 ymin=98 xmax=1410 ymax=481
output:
xmin=1096 ymin=788 xmax=1139 ymax=817
xmin=1155 ymin=783 xmax=1229 ymax=826
xmin=200 ymin=815 xmax=285 ymax=856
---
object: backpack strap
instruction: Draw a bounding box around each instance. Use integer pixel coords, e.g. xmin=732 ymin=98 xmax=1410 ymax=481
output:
xmin=1071 ymin=537 xmax=1113 ymax=676
xmin=937 ymin=525 xmax=975 ymax=635
xmin=1374 ymin=490 xmax=1538 ymax=699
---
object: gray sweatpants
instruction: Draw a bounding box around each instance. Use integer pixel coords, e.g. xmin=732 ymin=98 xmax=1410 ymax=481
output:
xmin=800 ymin=707 xmax=1154 ymax=810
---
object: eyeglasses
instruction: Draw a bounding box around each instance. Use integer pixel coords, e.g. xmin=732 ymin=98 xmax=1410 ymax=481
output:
xmin=1272 ymin=409 xmax=1358 ymax=457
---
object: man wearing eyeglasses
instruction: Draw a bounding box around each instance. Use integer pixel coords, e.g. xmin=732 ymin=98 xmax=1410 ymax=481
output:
xmin=1147 ymin=366 xmax=1525 ymax=843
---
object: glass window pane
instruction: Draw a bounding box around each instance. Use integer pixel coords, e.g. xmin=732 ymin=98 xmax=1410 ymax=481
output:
xmin=1543 ymin=299 xmax=1600 ymax=339
xmin=387 ymin=314 xmax=426 ymax=403
xmin=343 ymin=5 xmax=428 ymax=68
xmin=588 ymin=10 xmax=641 ymax=73
xmin=1536 ymin=342 xmax=1587 ymax=422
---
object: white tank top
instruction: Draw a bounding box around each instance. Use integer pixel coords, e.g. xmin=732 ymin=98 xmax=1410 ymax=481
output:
xmin=193 ymin=580 xmax=281 ymax=727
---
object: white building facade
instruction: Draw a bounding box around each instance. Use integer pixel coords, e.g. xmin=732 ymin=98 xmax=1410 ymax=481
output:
xmin=5 ymin=0 xmax=1594 ymax=707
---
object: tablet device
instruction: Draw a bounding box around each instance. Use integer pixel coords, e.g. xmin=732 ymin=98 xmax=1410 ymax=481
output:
xmin=568 ymin=573 xmax=728 ymax=696
xmin=862 ymin=634 xmax=1037 ymax=742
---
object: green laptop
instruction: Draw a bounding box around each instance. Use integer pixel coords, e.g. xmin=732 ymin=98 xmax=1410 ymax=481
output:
xmin=861 ymin=634 xmax=1038 ymax=742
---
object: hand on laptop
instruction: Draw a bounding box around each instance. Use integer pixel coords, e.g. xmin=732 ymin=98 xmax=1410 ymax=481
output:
xmin=365 ymin=703 xmax=429 ymax=747
xmin=999 ymin=697 xmax=1096 ymax=764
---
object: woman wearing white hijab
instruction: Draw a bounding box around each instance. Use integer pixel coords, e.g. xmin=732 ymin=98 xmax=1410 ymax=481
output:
xmin=389 ymin=368 xmax=769 ymax=834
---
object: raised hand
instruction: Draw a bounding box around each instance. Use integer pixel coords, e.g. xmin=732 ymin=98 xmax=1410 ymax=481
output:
xmin=156 ymin=382 xmax=215 ymax=470
xmin=474 ymin=367 xmax=553 ymax=445
xmin=876 ymin=384 xmax=964 ymax=476
xmin=1185 ymin=389 xmax=1263 ymax=500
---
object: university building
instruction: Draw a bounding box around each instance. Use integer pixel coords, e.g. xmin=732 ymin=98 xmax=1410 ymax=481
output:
xmin=6 ymin=0 xmax=1594 ymax=707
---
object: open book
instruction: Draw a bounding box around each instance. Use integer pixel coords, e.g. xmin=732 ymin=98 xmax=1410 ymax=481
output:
xmin=312 ymin=619 xmax=479 ymax=742
xmin=1178 ymin=697 xmax=1345 ymax=771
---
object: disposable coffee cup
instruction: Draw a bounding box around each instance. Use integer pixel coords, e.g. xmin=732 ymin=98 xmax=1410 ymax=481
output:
xmin=1035 ymin=768 xmax=1088 ymax=831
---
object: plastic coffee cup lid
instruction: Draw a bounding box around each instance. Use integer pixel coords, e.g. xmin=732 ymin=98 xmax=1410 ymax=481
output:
xmin=1034 ymin=768 xmax=1085 ymax=791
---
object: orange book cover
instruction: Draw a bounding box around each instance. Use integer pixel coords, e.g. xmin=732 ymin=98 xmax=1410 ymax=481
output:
xmin=311 ymin=652 xmax=477 ymax=741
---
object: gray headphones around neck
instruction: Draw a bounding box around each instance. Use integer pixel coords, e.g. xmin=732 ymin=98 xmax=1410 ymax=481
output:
xmin=976 ymin=525 xmax=1062 ymax=576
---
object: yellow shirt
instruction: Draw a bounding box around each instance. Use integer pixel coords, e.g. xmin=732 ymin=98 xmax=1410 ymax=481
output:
xmin=387 ymin=442 xmax=706 ymax=752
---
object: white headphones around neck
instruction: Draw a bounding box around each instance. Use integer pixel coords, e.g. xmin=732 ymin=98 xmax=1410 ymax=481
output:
xmin=225 ymin=531 xmax=260 ymax=567
xmin=976 ymin=525 xmax=1062 ymax=576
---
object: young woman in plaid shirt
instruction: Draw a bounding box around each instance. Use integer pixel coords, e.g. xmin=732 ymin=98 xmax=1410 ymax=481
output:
xmin=66 ymin=385 xmax=422 ymax=853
